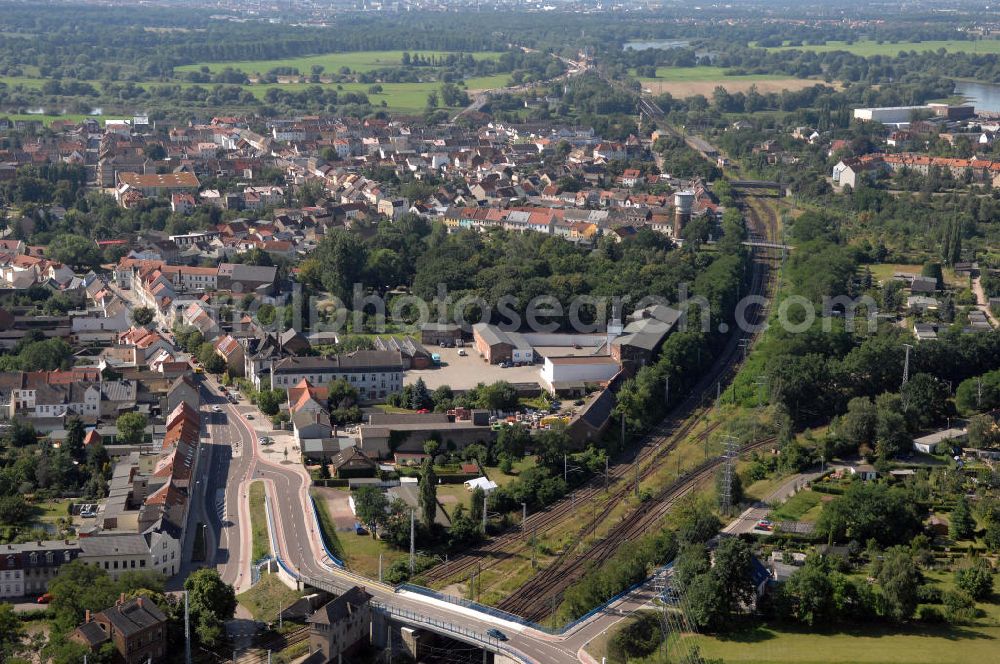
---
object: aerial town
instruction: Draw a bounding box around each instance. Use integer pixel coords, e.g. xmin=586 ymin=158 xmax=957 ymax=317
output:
xmin=2 ymin=2 xmax=1000 ymax=664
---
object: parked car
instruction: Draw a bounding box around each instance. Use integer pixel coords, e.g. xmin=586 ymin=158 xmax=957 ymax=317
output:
xmin=212 ymin=405 xmax=222 ymax=413
xmin=246 ymin=414 xmax=254 ymax=420
xmin=37 ymin=593 xmax=53 ymax=604
xmin=457 ymin=348 xmax=467 ymax=356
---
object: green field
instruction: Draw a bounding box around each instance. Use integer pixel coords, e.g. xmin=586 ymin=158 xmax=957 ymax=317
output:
xmin=761 ymin=39 xmax=1000 ymax=56
xmin=694 ymin=568 xmax=1000 ymax=664
xmin=0 ymin=113 xmax=123 ymax=125
xmin=769 ymin=489 xmax=823 ymax=522
xmin=237 ymin=574 xmax=303 ymax=623
xmin=247 ymin=74 xmax=510 ymax=112
xmin=0 ymin=70 xmax=509 ymax=115
xmin=0 ymin=76 xmax=47 ymax=90
xmin=1 ymin=50 xmax=514 ymax=115
xmin=635 ymin=66 xmax=795 ymax=82
xmin=176 ymin=50 xmax=504 ymax=76
xmin=249 ymin=481 xmax=271 ymax=562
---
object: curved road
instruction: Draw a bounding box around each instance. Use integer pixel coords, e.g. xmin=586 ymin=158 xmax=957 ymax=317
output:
xmin=188 ymin=376 xmax=650 ymax=663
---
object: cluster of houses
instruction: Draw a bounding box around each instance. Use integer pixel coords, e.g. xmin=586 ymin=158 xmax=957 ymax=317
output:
xmin=0 ymin=396 xmax=202 ymax=602
xmin=2 ymin=113 xmax=723 ymax=253
xmin=833 ymin=151 xmax=1000 ymax=189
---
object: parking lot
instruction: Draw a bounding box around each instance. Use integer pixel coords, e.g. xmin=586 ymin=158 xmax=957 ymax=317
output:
xmin=405 ymin=345 xmax=543 ymax=390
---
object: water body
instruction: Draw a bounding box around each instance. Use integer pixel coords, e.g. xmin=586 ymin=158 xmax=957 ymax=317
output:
xmin=954 ymin=80 xmax=1000 ymax=113
xmin=623 ymin=39 xmax=690 ymax=51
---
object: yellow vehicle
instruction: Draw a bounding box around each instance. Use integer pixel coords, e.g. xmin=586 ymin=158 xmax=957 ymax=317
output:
xmin=194 ymin=367 xmax=204 ymax=374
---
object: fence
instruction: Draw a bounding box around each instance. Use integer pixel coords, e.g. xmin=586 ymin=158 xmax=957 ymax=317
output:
xmin=308 ymin=495 xmax=346 ymax=568
xmin=395 ymin=560 xmax=677 ymax=636
xmin=372 ymin=600 xmax=532 ymax=664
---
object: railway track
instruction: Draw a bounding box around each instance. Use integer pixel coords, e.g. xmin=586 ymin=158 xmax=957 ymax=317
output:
xmin=420 ymin=198 xmax=779 ymax=606
xmin=496 ymin=436 xmax=777 ymax=622
xmin=494 ymin=198 xmax=781 ymax=620
xmin=422 ymin=197 xmax=777 ymax=584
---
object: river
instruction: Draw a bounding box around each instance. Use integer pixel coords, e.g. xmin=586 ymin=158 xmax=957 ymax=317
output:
xmin=954 ymin=80 xmax=1000 ymax=113
xmin=623 ymin=39 xmax=690 ymax=51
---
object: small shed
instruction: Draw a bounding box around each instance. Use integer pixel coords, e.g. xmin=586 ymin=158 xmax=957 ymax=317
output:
xmin=913 ymin=428 xmax=967 ymax=454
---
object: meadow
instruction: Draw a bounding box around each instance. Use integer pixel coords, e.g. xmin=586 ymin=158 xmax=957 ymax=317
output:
xmin=175 ymin=49 xmax=504 ymax=76
xmin=761 ymin=39 xmax=1000 ymax=56
xmin=0 ymin=50 xmax=514 ymax=114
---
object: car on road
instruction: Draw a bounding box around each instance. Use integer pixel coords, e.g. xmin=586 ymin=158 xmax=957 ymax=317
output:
xmin=487 ymin=629 xmax=507 ymax=641
xmin=457 ymin=348 xmax=467 ymax=356
xmin=212 ymin=405 xmax=222 ymax=413
xmin=246 ymin=413 xmax=254 ymax=420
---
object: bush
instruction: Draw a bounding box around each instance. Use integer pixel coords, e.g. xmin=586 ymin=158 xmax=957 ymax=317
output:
xmin=943 ymin=589 xmax=977 ymax=623
xmin=955 ymin=558 xmax=995 ymax=600
xmin=606 ymin=612 xmax=663 ymax=663
xmin=916 ymin=605 xmax=946 ymax=623
xmin=916 ymin=584 xmax=942 ymax=604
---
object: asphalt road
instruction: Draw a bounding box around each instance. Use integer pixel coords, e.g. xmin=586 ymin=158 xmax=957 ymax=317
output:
xmin=185 ymin=379 xmax=678 ymax=663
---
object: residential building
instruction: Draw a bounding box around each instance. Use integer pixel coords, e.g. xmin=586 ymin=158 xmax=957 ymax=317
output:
xmin=214 ymin=335 xmax=245 ymax=376
xmin=306 ymin=586 xmax=372 ymax=663
xmin=70 ymin=595 xmax=168 ymax=664
xmin=0 ymin=540 xmax=81 ymax=599
xmin=270 ymin=352 xmax=403 ymax=402
xmin=166 ymin=374 xmax=200 ymax=414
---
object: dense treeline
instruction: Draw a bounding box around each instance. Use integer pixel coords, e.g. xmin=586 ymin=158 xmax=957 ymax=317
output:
xmin=304 ymin=216 xmax=701 ymax=330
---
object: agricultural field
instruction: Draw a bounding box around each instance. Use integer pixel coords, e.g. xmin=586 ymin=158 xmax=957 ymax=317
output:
xmin=635 ymin=66 xmax=826 ymax=97
xmin=175 ymin=50 xmax=505 ymax=76
xmin=0 ymin=113 xmax=122 ymax=125
xmin=248 ymin=75 xmax=510 ymax=113
xmin=761 ymin=39 xmax=1000 ymax=56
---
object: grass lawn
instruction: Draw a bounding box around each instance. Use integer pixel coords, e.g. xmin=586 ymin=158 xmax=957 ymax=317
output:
xmin=868 ymin=262 xmax=965 ymax=289
xmin=237 ymin=574 xmax=303 ymax=623
xmin=437 ymin=458 xmax=534 ymax=518
xmin=769 ymin=489 xmax=823 ymax=522
xmin=693 ymin=620 xmax=1000 ymax=664
xmin=760 ymin=39 xmax=1000 ymax=56
xmin=744 ymin=477 xmax=784 ymax=503
xmin=0 ymin=112 xmax=124 ymax=125
xmin=693 ymin=567 xmax=1000 ymax=664
xmin=0 ymin=76 xmax=47 ymax=90
xmin=338 ymin=529 xmax=407 ymax=579
xmin=249 ymin=481 xmax=271 ymax=562
xmin=868 ymin=263 xmax=924 ymax=284
xmin=175 ymin=50 xmax=504 ymax=75
xmin=30 ymin=498 xmax=74 ymax=519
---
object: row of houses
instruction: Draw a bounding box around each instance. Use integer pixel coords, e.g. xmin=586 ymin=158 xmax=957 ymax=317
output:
xmin=833 ymin=152 xmax=1000 ymax=189
xmin=0 ymin=397 xmax=202 ymax=602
